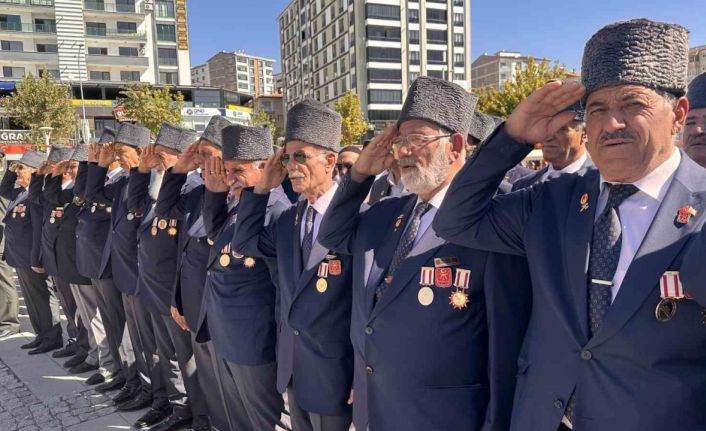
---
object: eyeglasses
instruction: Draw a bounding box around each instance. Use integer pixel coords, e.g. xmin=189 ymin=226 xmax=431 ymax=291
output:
xmin=336 ymin=162 xmax=353 ymax=172
xmin=280 ymin=151 xmax=319 ymax=167
xmin=391 ymin=134 xmax=451 ymax=151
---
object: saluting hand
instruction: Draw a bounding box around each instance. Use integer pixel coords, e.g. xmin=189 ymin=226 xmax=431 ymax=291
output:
xmin=138 ymin=145 xmax=158 ymax=174
xmin=87 ymin=144 xmax=100 ymax=163
xmin=505 ymin=80 xmax=585 ymax=145
xmin=351 ymin=125 xmax=396 ymax=182
xmin=254 ymin=148 xmax=287 ymax=194
xmin=172 ymin=142 xmax=199 ymax=174
xmin=98 ymin=144 xmax=116 ymax=168
xmin=203 ymin=156 xmax=230 ymax=193
xmin=36 ymin=161 xmax=50 ymax=176
xmin=51 ymin=160 xmax=69 ymax=177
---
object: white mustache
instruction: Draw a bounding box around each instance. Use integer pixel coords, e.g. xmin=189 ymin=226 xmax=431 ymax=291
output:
xmin=289 ymin=173 xmax=305 ymax=179
xmin=398 ymin=157 xmax=419 ymax=168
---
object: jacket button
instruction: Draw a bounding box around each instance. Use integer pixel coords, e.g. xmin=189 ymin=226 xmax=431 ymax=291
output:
xmin=581 ymin=350 xmax=592 ymax=361
xmin=365 ymin=366 xmax=374 ymax=374
xmin=364 ymin=326 xmax=373 ymax=335
xmin=554 ymin=399 xmax=564 ymax=410
xmin=293 ymin=329 xmax=300 ymax=336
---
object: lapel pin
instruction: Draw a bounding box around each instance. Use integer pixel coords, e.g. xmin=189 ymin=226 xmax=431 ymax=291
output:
xmin=675 ymin=206 xmax=697 ymax=225
xmin=394 ymin=214 xmax=404 ymax=231
xmin=580 ymin=193 xmax=589 ymax=212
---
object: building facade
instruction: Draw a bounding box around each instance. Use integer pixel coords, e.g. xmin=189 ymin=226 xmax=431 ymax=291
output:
xmin=278 ymin=0 xmax=472 ymax=128
xmin=191 ymin=62 xmax=209 ymax=86
xmin=192 ymin=51 xmax=275 ymax=97
xmin=0 ymin=0 xmax=191 ymax=86
xmin=689 ymin=45 xmax=706 ymax=82
xmin=252 ymin=94 xmax=285 ymax=140
xmin=470 ymin=51 xmax=530 ymax=89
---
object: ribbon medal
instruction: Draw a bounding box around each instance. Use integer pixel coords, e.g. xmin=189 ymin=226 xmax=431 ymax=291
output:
xmin=316 ymin=262 xmax=329 ymax=293
xmin=450 ymin=269 xmax=471 ymax=310
xmin=418 ymin=267 xmax=435 ymax=306
xmin=151 ymin=218 xmax=159 ymax=236
xmin=220 ymin=243 xmax=231 ymax=267
xmin=167 ymin=219 xmax=178 ymax=236
xmin=328 ymin=259 xmax=342 ymax=276
xmin=656 ymin=271 xmax=684 ymax=323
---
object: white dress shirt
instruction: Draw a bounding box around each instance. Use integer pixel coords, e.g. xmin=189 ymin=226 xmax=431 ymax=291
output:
xmin=105 ymin=167 xmax=123 ymax=185
xmin=300 ymin=182 xmax=339 ymax=246
xmin=596 ymin=149 xmax=681 ymax=301
xmin=541 ymin=153 xmax=588 ymax=181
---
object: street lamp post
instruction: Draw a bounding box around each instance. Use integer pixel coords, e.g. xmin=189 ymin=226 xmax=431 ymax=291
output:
xmin=74 ymin=42 xmax=89 ymax=142
xmin=38 ymin=126 xmax=53 ymax=154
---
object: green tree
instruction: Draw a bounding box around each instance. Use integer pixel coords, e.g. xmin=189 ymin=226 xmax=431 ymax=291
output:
xmin=0 ymin=70 xmax=76 ymax=150
xmin=475 ymin=57 xmax=568 ymax=118
xmin=117 ymin=83 xmax=184 ymax=137
xmin=249 ymin=110 xmax=278 ymax=142
xmin=335 ymin=90 xmax=368 ymax=147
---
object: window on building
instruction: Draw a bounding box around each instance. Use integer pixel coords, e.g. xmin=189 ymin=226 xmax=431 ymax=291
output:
xmin=426 ymin=29 xmax=447 ymax=44
xmin=0 ymin=15 xmax=21 ymax=32
xmin=409 ymin=51 xmax=420 ymax=65
xmin=87 ymin=46 xmax=108 ymax=55
xmin=95 ymin=119 xmax=119 ymax=137
xmin=368 ymin=109 xmax=401 ymax=122
xmin=159 ymin=71 xmax=178 ymax=84
xmin=427 ymin=69 xmax=445 ymax=79
xmin=119 ymin=46 xmax=139 ymax=56
xmin=367 ymin=47 xmax=401 ymax=63
xmin=237 ymin=74 xmax=248 ymax=81
xmin=156 ymin=24 xmax=176 ymax=42
xmin=453 ymin=12 xmax=464 ymax=25
xmin=36 ymin=43 xmax=57 ymax=53
xmin=2 ymin=66 xmax=24 ymax=78
xmin=45 ymin=69 xmax=59 ymax=79
xmin=117 ymin=21 xmax=137 ymax=34
xmin=454 ymin=53 xmax=464 ymax=66
xmin=120 ymin=71 xmax=140 ymax=81
xmin=409 ymin=71 xmax=420 ymax=82
xmin=116 ymin=0 xmax=136 ymax=13
xmin=453 ymin=33 xmax=464 ymax=46
xmin=453 ymin=0 xmax=464 ymax=5
xmin=158 ymin=47 xmax=177 ymax=65
xmin=368 ymin=89 xmax=402 ymax=104
xmin=86 ymin=22 xmax=107 ymax=36
xmin=155 ymin=0 xmax=175 ymax=18
xmin=408 ymin=9 xmax=419 ymax=23
xmin=409 ymin=30 xmax=419 ymax=44
xmin=238 ymin=82 xmax=249 ymax=90
xmin=33 ymin=18 xmax=55 ymax=33
xmin=453 ymin=72 xmax=465 ymax=80
xmin=1 ymin=40 xmax=23 ymax=51
xmin=367 ymin=68 xmax=401 ymax=83
xmin=427 ymin=49 xmax=445 ymax=64
xmin=365 ymin=4 xmax=399 ymax=20
xmin=89 ymin=71 xmax=111 ymax=80
xmin=366 ymin=25 xmax=400 ymax=41
xmin=426 ymin=9 xmax=447 ymax=24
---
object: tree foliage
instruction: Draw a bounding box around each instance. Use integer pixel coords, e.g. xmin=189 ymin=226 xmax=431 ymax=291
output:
xmin=249 ymin=110 xmax=278 ymax=142
xmin=117 ymin=83 xmax=184 ymax=137
xmin=335 ymin=90 xmax=368 ymax=147
xmin=475 ymin=57 xmax=568 ymax=118
xmin=0 ymin=71 xmax=76 ymax=149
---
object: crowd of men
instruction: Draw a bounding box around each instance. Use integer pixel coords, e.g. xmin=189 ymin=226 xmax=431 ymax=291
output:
xmin=0 ymin=17 xmax=705 ymax=431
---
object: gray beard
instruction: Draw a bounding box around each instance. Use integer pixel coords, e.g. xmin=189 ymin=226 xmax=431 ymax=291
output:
xmin=400 ymin=144 xmax=450 ymax=195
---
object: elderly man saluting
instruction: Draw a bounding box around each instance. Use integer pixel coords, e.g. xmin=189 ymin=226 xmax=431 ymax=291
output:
xmin=435 ymin=18 xmax=706 ymax=431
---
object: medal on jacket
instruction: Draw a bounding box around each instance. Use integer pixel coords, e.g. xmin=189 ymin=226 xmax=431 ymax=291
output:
xmin=207 ymin=238 xmax=215 ymax=245
xmin=394 ymin=214 xmax=404 ymax=231
xmin=580 ymin=193 xmax=589 ymax=212
xmin=90 ymin=203 xmax=96 ymax=213
xmin=127 ymin=213 xmax=135 ymax=221
xmin=55 ymin=207 xmax=63 ymax=219
xmin=450 ymin=269 xmax=471 ymax=310
xmin=167 ymin=219 xmax=177 ymax=236
xmin=49 ymin=210 xmax=56 ymax=224
xmin=418 ymin=267 xmax=435 ymax=306
xmin=151 ymin=218 xmax=159 ymax=236
xmin=656 ymin=271 xmax=684 ymax=323
xmin=316 ymin=262 xmax=329 ymax=293
xmin=220 ymin=243 xmax=231 ymax=267
xmin=243 ymin=257 xmax=255 ymax=268
xmin=675 ymin=206 xmax=697 ymax=225
xmin=106 ymin=206 xmax=112 ymax=214
xmin=157 ymin=219 xmax=168 ymax=230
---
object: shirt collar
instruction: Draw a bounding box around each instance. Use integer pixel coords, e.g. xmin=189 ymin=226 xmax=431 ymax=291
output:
xmin=599 ymin=148 xmax=681 ymax=202
xmin=416 ymin=183 xmax=451 ymax=210
xmin=106 ymin=167 xmax=123 ymax=180
xmin=61 ymin=180 xmax=74 ymax=190
xmin=306 ymin=182 xmax=339 ymax=216
xmin=547 ymin=153 xmax=588 ymax=175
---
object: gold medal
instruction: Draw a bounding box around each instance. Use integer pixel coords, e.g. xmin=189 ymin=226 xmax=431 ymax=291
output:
xmin=243 ymin=257 xmax=255 ymax=268
xmin=90 ymin=206 xmax=96 ymax=213
xmin=418 ymin=287 xmax=434 ymax=306
xmin=49 ymin=217 xmax=55 ymax=224
xmin=168 ymin=227 xmax=177 ymax=236
xmin=157 ymin=219 xmax=168 ymax=230
xmin=655 ymin=298 xmax=677 ymax=323
xmin=207 ymin=238 xmax=214 ymax=246
xmin=127 ymin=213 xmax=135 ymax=221
xmin=106 ymin=206 xmax=112 ymax=214
xmin=20 ymin=212 xmax=25 ymax=218
xmin=219 ymin=254 xmax=231 ymax=267
xmin=316 ymin=278 xmax=328 ymax=293
xmin=151 ymin=226 xmax=158 ymax=236
xmin=450 ymin=290 xmax=469 ymax=310
xmin=394 ymin=214 xmax=404 ymax=230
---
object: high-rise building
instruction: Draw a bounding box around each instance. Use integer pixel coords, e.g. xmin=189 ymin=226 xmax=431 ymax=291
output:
xmin=192 ymin=50 xmax=276 ymax=97
xmin=273 ymin=72 xmax=284 ymax=94
xmin=278 ymin=0 xmax=472 ymax=128
xmin=471 ymin=51 xmax=530 ymax=89
xmin=0 ymin=0 xmax=192 ymax=85
xmin=689 ymin=45 xmax=706 ymax=82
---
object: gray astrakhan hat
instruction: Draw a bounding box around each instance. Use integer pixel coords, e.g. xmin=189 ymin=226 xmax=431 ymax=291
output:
xmin=285 ymin=99 xmax=342 ymax=152
xmin=581 ymin=18 xmax=689 ymax=99
xmin=398 ymin=76 xmax=478 ymax=136
xmin=115 ymin=123 xmax=150 ymax=149
xmin=200 ymin=116 xmax=232 ymax=148
xmin=70 ymin=143 xmax=88 ymax=162
xmin=155 ymin=123 xmax=199 ymax=153
xmin=48 ymin=145 xmax=75 ymax=162
xmin=19 ymin=150 xmax=47 ymax=169
xmin=97 ymin=127 xmax=116 ymax=145
xmin=468 ymin=111 xmax=502 ymax=142
xmin=687 ymin=72 xmax=706 ymax=110
xmin=222 ymin=124 xmax=273 ymax=161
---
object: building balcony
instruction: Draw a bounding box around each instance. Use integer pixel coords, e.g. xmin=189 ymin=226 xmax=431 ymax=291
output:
xmin=0 ymin=0 xmax=53 ymax=7
xmin=83 ymin=1 xmax=144 ymax=14
xmin=85 ymin=28 xmax=146 ymax=40
xmin=0 ymin=22 xmax=56 ymax=34
xmin=86 ymin=54 xmax=148 ymax=67
xmin=0 ymin=50 xmax=57 ymax=62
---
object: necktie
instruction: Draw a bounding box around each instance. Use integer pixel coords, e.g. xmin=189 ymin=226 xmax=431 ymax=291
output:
xmin=565 ymin=183 xmax=639 ymax=425
xmin=376 ymin=201 xmax=430 ymax=301
xmin=301 ymin=206 xmax=315 ymax=266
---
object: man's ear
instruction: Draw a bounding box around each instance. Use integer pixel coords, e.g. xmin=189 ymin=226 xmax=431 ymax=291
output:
xmin=673 ymin=96 xmax=689 ymax=135
xmin=450 ymin=132 xmax=465 ymax=157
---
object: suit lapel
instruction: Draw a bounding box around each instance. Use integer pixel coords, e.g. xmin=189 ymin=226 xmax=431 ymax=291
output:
xmin=369 ymin=224 xmax=446 ymax=321
xmin=587 ymin=164 xmax=706 ymax=348
xmin=564 ymin=169 xmax=600 ymax=342
xmin=291 ymin=201 xmax=306 ymax=280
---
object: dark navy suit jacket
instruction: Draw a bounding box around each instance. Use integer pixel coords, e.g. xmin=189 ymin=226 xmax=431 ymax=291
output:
xmin=318 ymin=175 xmax=531 ymax=431
xmin=435 ymin=127 xmax=706 ymax=431
xmin=510 ymin=157 xmax=594 ymax=192
xmin=196 ymin=187 xmax=290 ymax=365
xmin=234 ymin=187 xmax=354 ymax=417
xmin=0 ymin=170 xmax=41 ymax=269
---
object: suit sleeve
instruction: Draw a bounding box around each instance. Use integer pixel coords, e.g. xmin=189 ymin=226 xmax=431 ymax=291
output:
xmin=155 ymin=168 xmax=188 ymax=219
xmin=73 ymin=161 xmax=88 ymax=199
xmin=41 ymin=175 xmax=62 ymax=207
xmin=85 ymin=164 xmax=114 ymax=204
xmin=29 ymin=199 xmax=44 ymax=268
xmin=127 ymin=169 xmax=153 ymax=213
xmin=0 ymin=170 xmax=18 ymax=201
xmin=27 ymin=173 xmax=44 ymax=205
xmin=318 ymin=174 xmax=375 ymax=255
xmin=433 ymin=126 xmax=543 ymax=257
xmin=232 ymin=188 xmax=278 ymax=259
xmin=679 ymin=230 xmax=706 ymax=306
xmin=202 ymin=190 xmax=229 ymax=239
xmin=483 ymin=252 xmax=532 ymax=430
